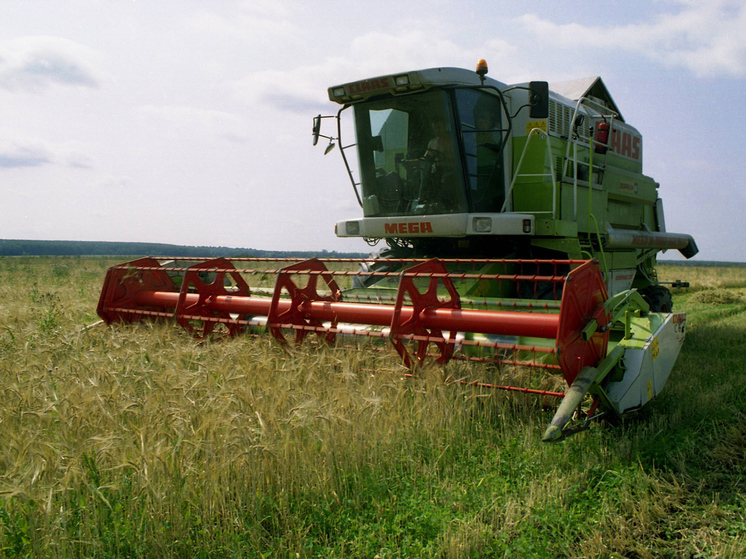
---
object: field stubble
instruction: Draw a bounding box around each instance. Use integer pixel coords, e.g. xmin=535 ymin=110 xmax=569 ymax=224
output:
xmin=0 ymin=258 xmax=742 ymax=558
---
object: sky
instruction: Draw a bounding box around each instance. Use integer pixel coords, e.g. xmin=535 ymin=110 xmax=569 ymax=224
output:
xmin=1 ymin=0 xmax=744 ymax=261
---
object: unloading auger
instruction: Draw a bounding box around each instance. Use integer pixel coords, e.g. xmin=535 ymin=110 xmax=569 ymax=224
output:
xmin=96 ymin=255 xmax=687 ymax=440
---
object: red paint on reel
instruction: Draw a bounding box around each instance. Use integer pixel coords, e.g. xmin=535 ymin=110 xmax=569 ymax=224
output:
xmin=389 ymin=259 xmax=461 ymax=368
xmin=96 ymin=257 xmax=611 ymax=386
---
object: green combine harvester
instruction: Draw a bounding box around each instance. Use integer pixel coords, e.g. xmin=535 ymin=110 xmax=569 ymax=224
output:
xmin=98 ymin=61 xmax=697 ymax=440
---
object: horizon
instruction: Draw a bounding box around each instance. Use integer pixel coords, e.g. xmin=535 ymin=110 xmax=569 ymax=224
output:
xmin=3 ymin=238 xmax=745 ymax=266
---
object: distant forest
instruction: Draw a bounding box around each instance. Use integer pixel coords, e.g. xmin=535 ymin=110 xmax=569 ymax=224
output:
xmin=2 ymin=239 xmax=744 ymax=267
xmin=0 ymin=239 xmax=368 ymax=259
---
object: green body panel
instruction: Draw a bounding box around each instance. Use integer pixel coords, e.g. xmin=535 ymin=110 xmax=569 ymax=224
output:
xmin=506 ymin=124 xmax=668 ymax=292
xmin=325 ymin=68 xmax=695 ymax=302
xmin=612 ymin=311 xmax=667 ymax=352
xmin=510 ymin=134 xmax=659 ymax=235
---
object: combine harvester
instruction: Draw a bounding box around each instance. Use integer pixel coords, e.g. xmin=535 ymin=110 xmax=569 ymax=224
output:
xmin=97 ymin=61 xmax=697 ymax=440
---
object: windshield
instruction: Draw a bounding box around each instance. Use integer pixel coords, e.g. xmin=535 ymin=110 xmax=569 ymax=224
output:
xmin=352 ymin=88 xmax=506 ymax=218
xmin=353 ymin=89 xmax=468 ymax=217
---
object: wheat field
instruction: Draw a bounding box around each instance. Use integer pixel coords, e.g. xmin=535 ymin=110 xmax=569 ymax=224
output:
xmin=0 ymin=257 xmax=743 ymax=558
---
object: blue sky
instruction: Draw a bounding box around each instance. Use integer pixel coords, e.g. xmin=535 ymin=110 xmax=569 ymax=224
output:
xmin=1 ymin=0 xmax=744 ymax=261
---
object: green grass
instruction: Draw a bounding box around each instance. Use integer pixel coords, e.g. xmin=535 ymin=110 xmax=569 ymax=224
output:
xmin=0 ymin=257 xmax=743 ymax=557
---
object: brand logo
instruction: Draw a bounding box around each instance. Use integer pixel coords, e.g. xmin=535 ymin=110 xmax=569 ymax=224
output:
xmin=609 ymin=129 xmax=641 ymax=160
xmin=347 ymin=77 xmax=391 ymax=95
xmin=384 ymin=222 xmax=433 ymax=234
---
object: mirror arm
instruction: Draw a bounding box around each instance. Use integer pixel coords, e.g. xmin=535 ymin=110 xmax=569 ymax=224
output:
xmin=504 ymin=81 xmax=550 ymax=119
xmin=312 ymin=114 xmax=338 ymax=146
xmin=509 ymin=103 xmax=532 ymax=119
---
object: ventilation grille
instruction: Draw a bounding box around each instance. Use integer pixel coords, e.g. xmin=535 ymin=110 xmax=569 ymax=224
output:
xmin=549 ymin=100 xmax=591 ymax=140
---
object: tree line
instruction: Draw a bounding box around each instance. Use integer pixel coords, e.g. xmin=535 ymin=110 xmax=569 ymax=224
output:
xmin=0 ymin=239 xmax=366 ymax=259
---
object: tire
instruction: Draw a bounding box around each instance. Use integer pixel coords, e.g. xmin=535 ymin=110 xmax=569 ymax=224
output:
xmin=640 ymin=285 xmax=673 ymax=313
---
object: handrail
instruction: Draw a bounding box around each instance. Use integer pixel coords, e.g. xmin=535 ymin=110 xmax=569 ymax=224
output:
xmin=560 ymin=97 xmax=618 ymax=221
xmin=335 ymin=105 xmax=363 ymax=207
xmin=501 ymin=127 xmax=557 ymax=219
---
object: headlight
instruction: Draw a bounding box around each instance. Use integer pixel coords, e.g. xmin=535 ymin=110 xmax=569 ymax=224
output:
xmin=473 ymin=217 xmax=492 ymax=233
xmin=346 ymin=221 xmax=360 ymax=235
xmin=394 ymin=74 xmax=410 ymax=86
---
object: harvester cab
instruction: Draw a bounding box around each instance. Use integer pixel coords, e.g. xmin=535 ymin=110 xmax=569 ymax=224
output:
xmin=316 ymin=61 xmax=697 ymax=301
xmin=96 ymin=61 xmax=697 ymax=441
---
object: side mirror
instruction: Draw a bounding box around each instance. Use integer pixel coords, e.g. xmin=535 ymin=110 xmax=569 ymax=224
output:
xmin=312 ymin=114 xmax=338 ymax=154
xmin=528 ymin=81 xmax=549 ymax=119
xmin=312 ymin=115 xmax=322 ymax=146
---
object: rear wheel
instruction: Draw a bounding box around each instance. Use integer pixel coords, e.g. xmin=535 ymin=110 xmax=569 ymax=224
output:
xmin=640 ymin=285 xmax=673 ymax=313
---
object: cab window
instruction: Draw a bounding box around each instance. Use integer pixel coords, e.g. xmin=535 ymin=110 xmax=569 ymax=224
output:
xmin=456 ymin=89 xmax=506 ymax=212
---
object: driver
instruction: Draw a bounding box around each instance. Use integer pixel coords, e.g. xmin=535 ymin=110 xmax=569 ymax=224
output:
xmin=397 ymin=116 xmax=461 ymax=213
xmin=424 ymin=119 xmax=454 ymax=164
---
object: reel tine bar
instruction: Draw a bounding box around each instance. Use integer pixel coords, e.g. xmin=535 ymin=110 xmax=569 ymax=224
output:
xmin=97 ymin=257 xmax=610 ymax=385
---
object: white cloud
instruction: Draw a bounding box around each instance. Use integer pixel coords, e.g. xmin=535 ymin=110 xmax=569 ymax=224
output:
xmin=347 ymin=29 xmax=464 ymax=73
xmin=135 ymin=105 xmax=239 ymax=129
xmin=0 ymin=136 xmax=104 ymax=170
xmin=234 ymin=28 xmax=513 ymax=114
xmin=515 ymin=0 xmax=746 ymax=78
xmin=186 ymin=9 xmax=300 ymax=48
xmin=66 ymin=152 xmax=94 ymax=169
xmin=238 ymin=0 xmax=295 ymax=19
xmin=132 ymin=105 xmax=249 ymax=146
xmin=0 ymin=141 xmax=52 ymax=168
xmin=230 ymin=66 xmax=342 ymax=113
xmin=0 ymin=36 xmax=102 ymax=92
